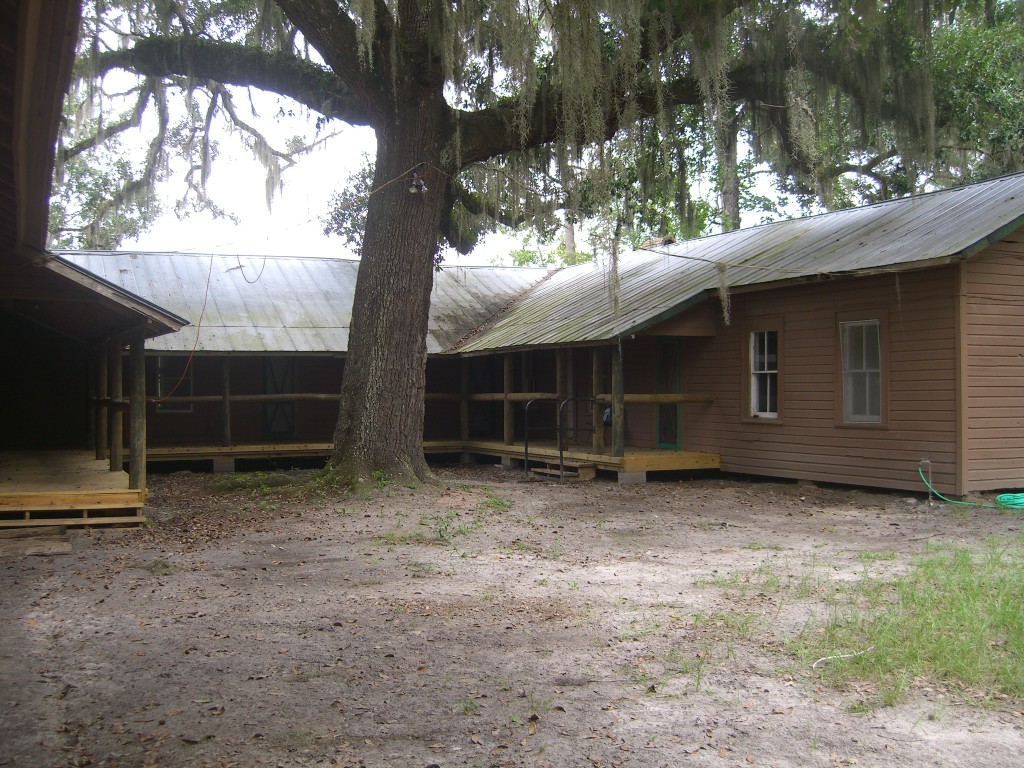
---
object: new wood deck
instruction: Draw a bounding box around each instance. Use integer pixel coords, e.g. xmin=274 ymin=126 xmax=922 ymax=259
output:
xmin=146 ymin=440 xmax=720 ymax=476
xmin=443 ymin=439 xmax=721 ymax=476
xmin=0 ymin=451 xmax=146 ymax=528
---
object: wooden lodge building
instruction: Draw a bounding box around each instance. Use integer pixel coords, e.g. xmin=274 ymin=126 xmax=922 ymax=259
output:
xmin=4 ymin=0 xmax=1020 ymax=527
xmin=62 ymin=171 xmax=1024 ymax=498
xmin=1 ymin=0 xmax=186 ymax=528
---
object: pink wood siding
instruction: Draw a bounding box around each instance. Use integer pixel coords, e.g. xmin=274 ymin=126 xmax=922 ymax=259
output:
xmin=678 ymin=268 xmax=959 ymax=493
xmin=962 ymin=236 xmax=1024 ymax=491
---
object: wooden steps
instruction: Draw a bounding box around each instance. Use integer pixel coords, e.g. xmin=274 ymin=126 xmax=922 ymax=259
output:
xmin=531 ymin=462 xmax=597 ymax=481
xmin=0 ymin=511 xmax=145 ymax=528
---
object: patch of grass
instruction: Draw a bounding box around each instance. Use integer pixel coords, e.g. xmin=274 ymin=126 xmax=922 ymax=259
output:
xmin=481 ymin=492 xmax=510 ymax=512
xmin=795 ymin=536 xmax=1024 ymax=706
xmin=858 ymin=550 xmax=898 ymax=563
xmin=371 ymin=470 xmax=389 ymax=490
xmin=378 ymin=505 xmax=490 ymax=546
xmin=307 ymin=465 xmax=355 ymax=496
xmin=619 ymin=619 xmax=661 ymax=642
xmin=692 ymin=611 xmax=763 ymax=640
xmin=745 ymin=541 xmax=783 ymax=551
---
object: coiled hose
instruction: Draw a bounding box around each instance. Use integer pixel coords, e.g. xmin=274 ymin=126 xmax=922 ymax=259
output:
xmin=917 ymin=465 xmax=1024 ymax=510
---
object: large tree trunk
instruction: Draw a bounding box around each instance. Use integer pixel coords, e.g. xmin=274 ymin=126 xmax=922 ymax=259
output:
xmin=330 ymin=91 xmax=451 ymax=485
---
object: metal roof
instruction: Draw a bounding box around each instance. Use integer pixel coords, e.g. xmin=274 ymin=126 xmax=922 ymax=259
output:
xmin=455 ymin=172 xmax=1024 ymax=353
xmin=60 ymin=252 xmax=550 ymax=354
xmin=61 ymin=172 xmax=1024 ymax=357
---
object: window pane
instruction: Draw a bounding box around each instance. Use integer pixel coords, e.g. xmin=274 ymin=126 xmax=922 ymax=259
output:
xmin=846 ymin=325 xmax=863 ymax=369
xmin=750 ymin=330 xmax=779 ymax=417
xmin=840 ymin=320 xmax=881 ymax=423
xmin=864 ymin=323 xmax=880 ymax=369
xmin=866 ymin=371 xmax=881 ymax=417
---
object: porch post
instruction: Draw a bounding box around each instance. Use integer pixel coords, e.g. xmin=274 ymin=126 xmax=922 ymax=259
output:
xmin=503 ymin=353 xmax=514 ymax=446
xmin=108 ymin=338 xmax=124 ymax=472
xmin=611 ymin=342 xmax=625 ymax=457
xmin=94 ymin=344 xmax=108 ymax=460
xmin=591 ymin=347 xmax=605 ymax=453
xmin=222 ymin=357 xmax=232 ymax=446
xmin=128 ymin=327 xmax=146 ymax=490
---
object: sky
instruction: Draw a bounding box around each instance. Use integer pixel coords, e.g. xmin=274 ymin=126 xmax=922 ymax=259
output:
xmin=118 ymin=122 xmax=515 ymax=266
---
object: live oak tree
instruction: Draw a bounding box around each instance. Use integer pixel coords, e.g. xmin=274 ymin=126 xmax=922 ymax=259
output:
xmin=62 ymin=0 xmax=949 ymax=485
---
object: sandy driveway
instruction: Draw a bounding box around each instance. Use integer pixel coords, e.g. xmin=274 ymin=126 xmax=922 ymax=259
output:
xmin=2 ymin=465 xmax=1022 ymax=767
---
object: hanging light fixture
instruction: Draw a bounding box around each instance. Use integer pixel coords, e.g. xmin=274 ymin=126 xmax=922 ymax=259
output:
xmin=408 ymin=168 xmax=428 ymax=194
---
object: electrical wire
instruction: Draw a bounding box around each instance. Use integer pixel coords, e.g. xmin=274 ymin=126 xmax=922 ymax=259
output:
xmin=917 ymin=464 xmax=1024 ymax=511
xmin=151 ymin=253 xmax=214 ymax=404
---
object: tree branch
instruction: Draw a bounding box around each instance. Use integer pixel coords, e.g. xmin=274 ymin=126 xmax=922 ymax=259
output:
xmin=274 ymin=0 xmax=387 ymax=120
xmin=90 ymin=36 xmax=375 ymax=127
xmin=59 ymin=79 xmax=157 ymax=161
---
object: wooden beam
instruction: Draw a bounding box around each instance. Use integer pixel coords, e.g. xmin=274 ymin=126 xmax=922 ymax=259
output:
xmin=611 ymin=344 xmax=624 ymax=457
xmin=154 ymin=392 xmax=341 ymax=404
xmin=108 ymin=340 xmax=123 ymax=472
xmin=128 ymin=328 xmax=146 ymax=490
xmin=594 ymin=393 xmax=715 ymax=404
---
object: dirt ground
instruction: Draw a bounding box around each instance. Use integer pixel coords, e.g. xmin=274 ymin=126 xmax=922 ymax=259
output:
xmin=2 ymin=463 xmax=1022 ymax=768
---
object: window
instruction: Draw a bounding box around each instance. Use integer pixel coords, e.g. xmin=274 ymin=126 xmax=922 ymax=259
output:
xmin=750 ymin=330 xmax=778 ymax=418
xmin=840 ymin=319 xmax=882 ymax=423
xmin=156 ymin=356 xmax=192 ymax=413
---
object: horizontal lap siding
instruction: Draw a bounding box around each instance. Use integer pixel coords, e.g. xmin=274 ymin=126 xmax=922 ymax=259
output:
xmin=963 ymin=241 xmax=1024 ymax=491
xmin=681 ymin=269 xmax=959 ymax=492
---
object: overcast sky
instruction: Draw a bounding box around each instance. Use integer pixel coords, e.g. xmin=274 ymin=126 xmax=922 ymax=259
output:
xmin=118 ymin=122 xmax=514 ymax=266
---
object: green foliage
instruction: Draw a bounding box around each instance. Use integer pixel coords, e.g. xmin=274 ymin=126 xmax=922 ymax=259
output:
xmin=322 ymin=156 xmax=374 ymax=252
xmin=931 ymin=19 xmax=1024 ymax=179
xmin=796 ymin=537 xmax=1024 ymax=706
xmin=49 ymin=141 xmax=161 ymax=249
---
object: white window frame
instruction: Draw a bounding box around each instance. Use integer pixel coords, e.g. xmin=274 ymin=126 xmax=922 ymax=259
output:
xmin=840 ymin=319 xmax=882 ymax=423
xmin=750 ymin=329 xmax=779 ymax=419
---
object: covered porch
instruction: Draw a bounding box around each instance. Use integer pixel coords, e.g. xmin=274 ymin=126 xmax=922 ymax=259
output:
xmin=141 ymin=344 xmax=720 ymax=482
xmin=0 ymin=451 xmax=146 ymax=528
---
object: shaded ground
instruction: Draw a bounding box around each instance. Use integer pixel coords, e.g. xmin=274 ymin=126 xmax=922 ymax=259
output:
xmin=2 ymin=464 xmax=1022 ymax=767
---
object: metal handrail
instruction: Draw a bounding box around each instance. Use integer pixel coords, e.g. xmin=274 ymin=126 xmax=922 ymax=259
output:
xmin=523 ymin=397 xmax=559 ymax=475
xmin=558 ymin=397 xmax=597 ymax=479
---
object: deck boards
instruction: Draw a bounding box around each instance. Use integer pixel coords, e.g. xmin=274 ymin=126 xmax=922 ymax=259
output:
xmin=0 ymin=452 xmax=146 ymax=528
xmin=147 ymin=440 xmax=719 ymax=475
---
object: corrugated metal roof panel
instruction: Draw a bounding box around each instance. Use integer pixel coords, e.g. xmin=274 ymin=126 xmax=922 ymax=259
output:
xmin=61 ymin=252 xmax=550 ymax=354
xmin=455 ymin=172 xmax=1024 ymax=352
xmin=62 ymin=172 xmax=1024 ymax=356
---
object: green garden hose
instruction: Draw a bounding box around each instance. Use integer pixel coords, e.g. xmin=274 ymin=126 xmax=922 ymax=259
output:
xmin=917 ymin=465 xmax=1024 ymax=510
